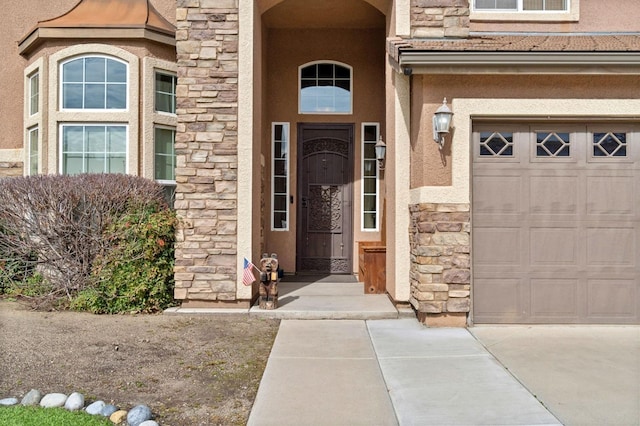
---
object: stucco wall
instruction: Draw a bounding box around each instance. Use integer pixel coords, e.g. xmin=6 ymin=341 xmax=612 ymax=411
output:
xmin=412 ymin=74 xmax=640 ymax=189
xmin=471 ymin=0 xmax=640 ymax=33
xmin=0 ymin=0 xmax=176 ymax=154
xmin=265 ymin=28 xmax=386 ymax=273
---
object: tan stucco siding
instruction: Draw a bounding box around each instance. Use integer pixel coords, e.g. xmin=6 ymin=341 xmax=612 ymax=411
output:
xmin=0 ymin=0 xmax=176 ymax=157
xmin=265 ymin=28 xmax=386 ymax=273
xmin=471 ymin=1 xmax=640 ymax=32
xmin=412 ymin=74 xmax=640 ymax=189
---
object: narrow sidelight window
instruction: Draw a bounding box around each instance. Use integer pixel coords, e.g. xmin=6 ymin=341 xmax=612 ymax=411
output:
xmin=362 ymin=123 xmax=380 ymax=231
xmin=272 ymin=123 xmax=289 ymax=230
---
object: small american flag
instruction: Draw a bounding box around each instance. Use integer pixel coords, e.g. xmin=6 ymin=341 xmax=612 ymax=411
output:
xmin=242 ymin=258 xmax=256 ymax=286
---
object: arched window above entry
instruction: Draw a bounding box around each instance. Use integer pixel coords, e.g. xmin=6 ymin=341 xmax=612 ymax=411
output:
xmin=299 ymin=62 xmax=352 ymax=114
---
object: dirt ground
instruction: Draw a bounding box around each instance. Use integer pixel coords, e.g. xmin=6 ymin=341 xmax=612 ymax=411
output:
xmin=0 ymin=299 xmax=280 ymax=425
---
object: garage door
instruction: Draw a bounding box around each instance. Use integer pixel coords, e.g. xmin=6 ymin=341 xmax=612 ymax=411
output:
xmin=473 ymin=123 xmax=640 ymax=324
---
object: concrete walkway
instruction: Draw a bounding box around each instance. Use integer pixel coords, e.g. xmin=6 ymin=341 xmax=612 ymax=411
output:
xmin=248 ymin=319 xmax=560 ymax=426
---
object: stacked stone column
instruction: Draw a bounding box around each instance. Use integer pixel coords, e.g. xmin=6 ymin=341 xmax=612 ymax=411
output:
xmin=411 ymin=0 xmax=470 ymax=38
xmin=409 ymin=203 xmax=470 ymax=326
xmin=174 ymin=0 xmax=240 ymax=306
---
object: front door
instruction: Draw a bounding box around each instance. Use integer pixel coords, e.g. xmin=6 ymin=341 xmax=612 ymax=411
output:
xmin=297 ymin=123 xmax=353 ymax=273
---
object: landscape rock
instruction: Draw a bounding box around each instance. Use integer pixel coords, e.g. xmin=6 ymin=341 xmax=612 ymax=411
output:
xmin=40 ymin=393 xmax=67 ymax=408
xmin=127 ymin=404 xmax=153 ymax=426
xmin=0 ymin=397 xmax=18 ymax=406
xmin=101 ymin=403 xmax=119 ymax=417
xmin=139 ymin=421 xmax=159 ymax=426
xmin=64 ymin=392 xmax=84 ymax=411
xmin=21 ymin=389 xmax=43 ymax=406
xmin=110 ymin=409 xmax=128 ymax=424
xmin=85 ymin=400 xmax=106 ymax=415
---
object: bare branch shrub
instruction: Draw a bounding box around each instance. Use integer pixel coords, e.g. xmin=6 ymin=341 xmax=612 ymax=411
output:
xmin=0 ymin=174 xmax=167 ymax=309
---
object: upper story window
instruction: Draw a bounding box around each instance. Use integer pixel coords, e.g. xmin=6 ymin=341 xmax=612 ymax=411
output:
xmin=155 ymin=72 xmax=176 ymax=114
xmin=299 ymin=62 xmax=352 ymax=114
xmin=474 ymin=0 xmax=567 ymax=11
xmin=29 ymin=72 xmax=39 ymax=116
xmin=61 ymin=56 xmax=127 ymax=110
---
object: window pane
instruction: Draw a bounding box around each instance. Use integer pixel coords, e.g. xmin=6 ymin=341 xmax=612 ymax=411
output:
xmin=363 ymin=213 xmax=376 ymax=229
xmin=86 ymin=153 xmax=105 ymax=173
xmin=273 ymin=195 xmax=287 ymax=211
xmin=155 ymin=72 xmax=176 ymax=113
xmin=29 ymin=128 xmax=39 ymax=175
xmin=364 ymin=177 xmax=376 ymax=194
xmin=86 ymin=126 xmax=105 ymax=151
xmin=106 ymin=84 xmax=126 ymax=109
xmin=85 ymin=84 xmax=105 ymax=108
xmin=274 ymin=176 xmax=286 ymax=193
xmin=30 ymin=74 xmax=39 ymax=115
xmin=301 ymin=65 xmax=316 ymax=79
xmin=155 ymin=93 xmax=173 ymax=113
xmin=63 ymin=126 xmax=84 ymax=151
xmin=108 ymin=155 xmax=126 ymax=173
xmin=85 ymin=57 xmax=105 ymax=82
xmin=63 ymin=59 xmax=83 ymax=82
xmin=273 ymin=212 xmax=287 ymax=229
xmin=497 ymin=0 xmax=517 ymax=8
xmin=364 ymin=194 xmax=377 ymax=211
xmin=523 ymin=0 xmax=543 ymax=9
xmin=317 ymin=63 xmax=333 ymax=79
xmin=364 ymin=159 xmax=377 ymax=177
xmin=107 ymin=60 xmax=126 ymax=83
xmin=274 ymin=159 xmax=286 ymax=176
xmin=64 ymin=154 xmax=83 ymax=175
xmin=154 ymin=127 xmax=175 ymax=181
xmin=63 ymin=84 xmax=83 ymax=109
xmin=108 ymin=127 xmax=126 ymax=152
xmin=335 ymin=65 xmax=350 ymax=79
xmin=364 ymin=126 xmax=377 ymax=142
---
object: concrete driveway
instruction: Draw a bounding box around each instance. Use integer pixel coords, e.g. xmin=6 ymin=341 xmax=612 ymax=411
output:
xmin=470 ymin=326 xmax=640 ymax=426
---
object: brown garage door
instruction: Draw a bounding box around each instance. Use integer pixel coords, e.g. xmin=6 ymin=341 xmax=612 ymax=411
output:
xmin=473 ymin=123 xmax=640 ymax=324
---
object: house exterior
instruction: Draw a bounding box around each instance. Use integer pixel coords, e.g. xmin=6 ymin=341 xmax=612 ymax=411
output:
xmin=2 ymin=0 xmax=640 ymax=326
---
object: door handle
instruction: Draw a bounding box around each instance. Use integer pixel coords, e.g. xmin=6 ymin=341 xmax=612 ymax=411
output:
xmin=301 ymin=197 xmax=308 ymax=208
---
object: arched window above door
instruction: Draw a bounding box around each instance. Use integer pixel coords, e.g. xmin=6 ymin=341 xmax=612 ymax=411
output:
xmin=299 ymin=62 xmax=352 ymax=114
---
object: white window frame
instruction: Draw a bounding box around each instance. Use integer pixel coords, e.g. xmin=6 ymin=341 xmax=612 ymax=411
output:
xmin=29 ymin=72 xmax=39 ymax=116
xmin=154 ymin=71 xmax=177 ymax=115
xmin=59 ymin=55 xmax=128 ymax=112
xmin=471 ymin=0 xmax=578 ymax=21
xmin=154 ymin=125 xmax=176 ymax=184
xmin=361 ymin=123 xmax=380 ymax=232
xmin=143 ymin=58 xmax=177 ymax=183
xmin=271 ymin=122 xmax=290 ymax=231
xmin=59 ymin=123 xmax=128 ymax=175
xmin=298 ymin=61 xmax=353 ymax=115
xmin=28 ymin=126 xmax=39 ymax=175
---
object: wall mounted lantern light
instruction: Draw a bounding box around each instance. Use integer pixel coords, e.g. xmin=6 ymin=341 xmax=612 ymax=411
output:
xmin=375 ymin=136 xmax=387 ymax=170
xmin=432 ymin=98 xmax=453 ymax=149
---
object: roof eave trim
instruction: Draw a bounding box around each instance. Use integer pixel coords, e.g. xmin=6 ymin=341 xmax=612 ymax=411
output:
xmin=19 ymin=27 xmax=175 ymax=56
xmin=396 ymin=51 xmax=640 ymax=73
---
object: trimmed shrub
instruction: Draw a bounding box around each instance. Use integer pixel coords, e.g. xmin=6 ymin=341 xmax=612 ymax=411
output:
xmin=72 ymin=207 xmax=177 ymax=313
xmin=0 ymin=174 xmax=176 ymax=312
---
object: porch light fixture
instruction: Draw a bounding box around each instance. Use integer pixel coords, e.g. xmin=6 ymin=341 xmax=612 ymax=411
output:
xmin=433 ymin=98 xmax=453 ymax=149
xmin=375 ymin=136 xmax=387 ymax=170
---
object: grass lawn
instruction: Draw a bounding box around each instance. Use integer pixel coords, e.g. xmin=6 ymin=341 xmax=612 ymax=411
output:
xmin=0 ymin=406 xmax=114 ymax=426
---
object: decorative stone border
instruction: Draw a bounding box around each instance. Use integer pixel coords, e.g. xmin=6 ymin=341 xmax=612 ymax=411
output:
xmin=0 ymin=389 xmax=158 ymax=425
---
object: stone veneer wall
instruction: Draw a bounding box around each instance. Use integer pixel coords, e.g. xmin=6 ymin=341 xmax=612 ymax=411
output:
xmin=0 ymin=162 xmax=23 ymax=178
xmin=411 ymin=0 xmax=470 ymax=38
xmin=173 ymin=0 xmax=241 ymax=306
xmin=409 ymin=203 xmax=470 ymax=327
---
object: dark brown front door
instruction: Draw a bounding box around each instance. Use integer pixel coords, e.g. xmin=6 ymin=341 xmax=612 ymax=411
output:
xmin=297 ymin=123 xmax=353 ymax=273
